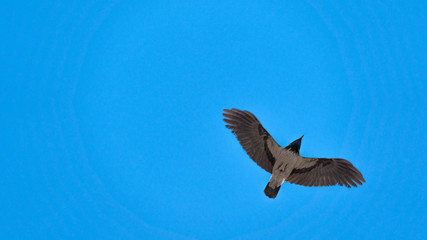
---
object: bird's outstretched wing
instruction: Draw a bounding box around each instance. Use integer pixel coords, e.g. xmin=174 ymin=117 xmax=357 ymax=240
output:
xmin=287 ymin=157 xmax=365 ymax=187
xmin=223 ymin=108 xmax=280 ymax=173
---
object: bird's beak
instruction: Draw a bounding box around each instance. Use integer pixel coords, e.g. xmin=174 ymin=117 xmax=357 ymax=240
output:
xmin=300 ymin=135 xmax=304 ymax=140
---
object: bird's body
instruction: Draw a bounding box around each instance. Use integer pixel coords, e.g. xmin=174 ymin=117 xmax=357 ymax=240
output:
xmin=223 ymin=108 xmax=365 ymax=199
xmin=270 ymin=148 xmax=299 ymax=187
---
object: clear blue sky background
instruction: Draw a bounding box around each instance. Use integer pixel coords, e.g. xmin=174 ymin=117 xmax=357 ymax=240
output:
xmin=1 ymin=1 xmax=426 ymax=239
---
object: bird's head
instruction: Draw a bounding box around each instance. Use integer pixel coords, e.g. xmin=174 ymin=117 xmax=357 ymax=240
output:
xmin=285 ymin=135 xmax=304 ymax=154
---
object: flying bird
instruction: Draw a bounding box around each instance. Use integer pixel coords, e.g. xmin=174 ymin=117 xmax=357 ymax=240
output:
xmin=223 ymin=108 xmax=365 ymax=199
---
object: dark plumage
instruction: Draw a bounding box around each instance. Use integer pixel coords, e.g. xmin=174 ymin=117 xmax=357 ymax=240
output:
xmin=223 ymin=108 xmax=365 ymax=199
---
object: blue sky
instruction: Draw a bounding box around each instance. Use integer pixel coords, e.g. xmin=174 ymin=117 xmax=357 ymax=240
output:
xmin=1 ymin=1 xmax=426 ymax=239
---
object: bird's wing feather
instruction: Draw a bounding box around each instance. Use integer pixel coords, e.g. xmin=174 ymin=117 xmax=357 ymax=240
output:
xmin=223 ymin=108 xmax=281 ymax=173
xmin=287 ymin=157 xmax=365 ymax=187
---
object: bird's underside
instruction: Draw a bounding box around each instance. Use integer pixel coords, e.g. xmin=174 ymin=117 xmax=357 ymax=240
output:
xmin=223 ymin=108 xmax=365 ymax=199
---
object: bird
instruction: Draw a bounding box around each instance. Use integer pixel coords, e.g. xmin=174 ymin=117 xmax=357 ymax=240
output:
xmin=223 ymin=108 xmax=365 ymax=199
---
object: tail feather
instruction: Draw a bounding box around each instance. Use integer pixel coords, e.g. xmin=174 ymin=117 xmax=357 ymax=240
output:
xmin=264 ymin=183 xmax=281 ymax=199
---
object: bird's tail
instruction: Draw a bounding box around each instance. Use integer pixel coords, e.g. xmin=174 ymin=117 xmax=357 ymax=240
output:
xmin=264 ymin=183 xmax=281 ymax=199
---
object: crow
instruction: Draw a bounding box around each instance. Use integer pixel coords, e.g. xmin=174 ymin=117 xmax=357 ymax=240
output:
xmin=223 ymin=108 xmax=365 ymax=199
